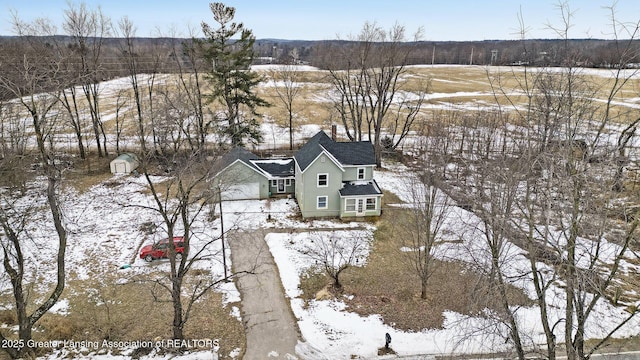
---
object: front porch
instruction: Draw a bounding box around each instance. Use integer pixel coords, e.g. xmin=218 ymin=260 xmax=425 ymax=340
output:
xmin=269 ymin=178 xmax=295 ymax=197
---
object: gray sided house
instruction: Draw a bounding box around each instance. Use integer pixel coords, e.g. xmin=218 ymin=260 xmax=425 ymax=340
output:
xmin=211 ymin=131 xmax=382 ymax=219
xmin=294 ymin=131 xmax=382 ymax=218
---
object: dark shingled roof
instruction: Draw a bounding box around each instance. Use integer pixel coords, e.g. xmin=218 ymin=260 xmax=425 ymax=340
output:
xmin=253 ymin=159 xmax=295 ymax=178
xmin=294 ymin=131 xmax=375 ymax=171
xmin=212 ymin=147 xmax=261 ymax=175
xmin=339 ymin=181 xmax=383 ymax=197
xmin=212 ymin=147 xmax=295 ymax=179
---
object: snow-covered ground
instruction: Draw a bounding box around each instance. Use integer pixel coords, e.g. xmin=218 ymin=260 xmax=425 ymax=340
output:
xmin=7 ymin=160 xmax=639 ymax=359
xmin=5 ymin=174 xmax=238 ymax=298
xmin=3 ymin=65 xmax=640 ymax=359
xmin=257 ymin=163 xmax=640 ymax=359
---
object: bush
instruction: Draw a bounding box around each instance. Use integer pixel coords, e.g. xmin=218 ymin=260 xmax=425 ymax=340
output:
xmin=39 ymin=315 xmax=77 ymax=340
xmin=298 ymin=267 xmax=328 ymax=300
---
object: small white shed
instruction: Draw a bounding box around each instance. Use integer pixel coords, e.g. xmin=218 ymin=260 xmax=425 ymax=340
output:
xmin=110 ymin=153 xmax=139 ymax=174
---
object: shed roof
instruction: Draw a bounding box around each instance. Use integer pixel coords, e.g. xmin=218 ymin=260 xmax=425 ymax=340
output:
xmin=113 ymin=153 xmax=138 ymax=163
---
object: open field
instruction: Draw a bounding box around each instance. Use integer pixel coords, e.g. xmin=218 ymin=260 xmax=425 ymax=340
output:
xmin=257 ymin=65 xmax=640 ymax=129
xmin=4 ymin=64 xmax=640 ymax=157
xmin=2 ymin=64 xmax=640 ymax=359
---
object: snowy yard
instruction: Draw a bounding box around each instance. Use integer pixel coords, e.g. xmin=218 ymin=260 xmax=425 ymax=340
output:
xmin=2 ymin=64 xmax=640 ymax=359
xmin=2 ymin=152 xmax=640 ymax=359
xmin=5 ymin=162 xmax=638 ymax=359
xmin=256 ymin=163 xmax=640 ymax=359
xmin=0 ymin=173 xmax=248 ymax=359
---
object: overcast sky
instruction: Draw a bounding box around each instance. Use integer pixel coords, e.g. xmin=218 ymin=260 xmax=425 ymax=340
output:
xmin=0 ymin=0 xmax=638 ymax=41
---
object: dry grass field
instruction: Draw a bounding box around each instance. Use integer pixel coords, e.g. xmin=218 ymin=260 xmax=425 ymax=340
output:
xmin=17 ymin=64 xmax=637 ymax=150
xmin=253 ymin=65 xmax=640 ymax=135
xmin=3 ymin=64 xmax=640 ymax=358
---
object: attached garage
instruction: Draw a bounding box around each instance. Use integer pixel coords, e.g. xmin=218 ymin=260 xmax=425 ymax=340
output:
xmin=210 ymin=147 xmax=271 ymax=201
xmin=222 ymin=183 xmax=261 ymax=200
xmin=110 ymin=153 xmax=139 ymax=174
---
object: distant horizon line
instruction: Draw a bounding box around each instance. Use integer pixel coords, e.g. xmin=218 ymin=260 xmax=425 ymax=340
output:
xmin=0 ymin=35 xmax=629 ymax=43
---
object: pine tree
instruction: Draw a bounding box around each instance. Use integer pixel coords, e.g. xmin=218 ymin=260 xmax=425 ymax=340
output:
xmin=199 ymin=2 xmax=269 ymax=147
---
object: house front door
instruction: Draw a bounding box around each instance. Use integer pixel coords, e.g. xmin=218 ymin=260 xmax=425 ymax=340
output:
xmin=356 ymin=198 xmax=365 ymax=216
xmin=277 ymin=179 xmax=285 ymax=193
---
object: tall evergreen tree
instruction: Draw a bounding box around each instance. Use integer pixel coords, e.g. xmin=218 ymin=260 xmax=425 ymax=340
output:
xmin=199 ymin=2 xmax=269 ymax=147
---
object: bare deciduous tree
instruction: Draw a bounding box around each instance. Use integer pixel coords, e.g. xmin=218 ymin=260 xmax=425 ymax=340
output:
xmin=386 ymin=83 xmax=429 ymax=151
xmin=396 ymin=134 xmax=452 ymax=300
xmin=171 ymin=30 xmax=211 ymax=152
xmin=321 ymin=22 xmax=425 ymax=167
xmin=426 ymin=4 xmax=640 ymax=359
xmin=63 ymin=2 xmax=112 ymax=158
xmin=113 ymin=88 xmax=129 ymax=153
xmin=0 ymin=16 xmax=69 ymax=359
xmin=301 ymin=232 xmax=369 ymax=290
xmin=436 ymin=110 xmax=528 ymax=358
xmin=116 ymin=17 xmax=150 ymax=156
xmin=131 ymin=150 xmax=226 ymax=340
xmin=0 ymin=101 xmax=28 ymax=157
xmin=399 ymin=177 xmax=449 ymax=300
xmin=269 ymin=63 xmax=302 ymax=150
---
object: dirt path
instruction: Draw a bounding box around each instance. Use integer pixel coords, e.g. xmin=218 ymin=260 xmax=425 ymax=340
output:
xmin=228 ymin=229 xmax=300 ymax=359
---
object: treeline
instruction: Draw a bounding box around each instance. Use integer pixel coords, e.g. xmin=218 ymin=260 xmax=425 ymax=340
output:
xmin=1 ymin=36 xmax=638 ymax=93
xmin=258 ymin=38 xmax=640 ymax=67
xmin=0 ymin=36 xmax=192 ymax=101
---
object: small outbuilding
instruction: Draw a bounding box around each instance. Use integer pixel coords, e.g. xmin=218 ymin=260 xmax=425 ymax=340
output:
xmin=110 ymin=153 xmax=139 ymax=174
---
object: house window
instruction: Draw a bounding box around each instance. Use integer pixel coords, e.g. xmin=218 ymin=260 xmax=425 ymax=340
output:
xmin=317 ymin=196 xmax=328 ymax=209
xmin=285 ymin=179 xmax=292 ymax=186
xmin=366 ymin=198 xmax=376 ymax=210
xmin=317 ymin=173 xmax=328 ymax=187
xmin=357 ymin=167 xmax=366 ymax=180
xmin=345 ymin=198 xmax=356 ymax=212
xmin=271 ymin=180 xmax=278 ymax=187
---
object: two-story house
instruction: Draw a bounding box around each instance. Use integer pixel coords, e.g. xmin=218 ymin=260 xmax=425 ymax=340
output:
xmin=211 ymin=130 xmax=383 ymax=219
xmin=293 ymin=131 xmax=382 ymax=218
